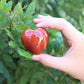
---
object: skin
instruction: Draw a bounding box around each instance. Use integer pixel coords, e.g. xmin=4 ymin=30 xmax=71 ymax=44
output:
xmin=32 ymin=15 xmax=84 ymax=81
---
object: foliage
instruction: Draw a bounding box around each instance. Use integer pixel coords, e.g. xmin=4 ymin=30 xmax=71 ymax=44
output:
xmin=0 ymin=0 xmax=84 ymax=84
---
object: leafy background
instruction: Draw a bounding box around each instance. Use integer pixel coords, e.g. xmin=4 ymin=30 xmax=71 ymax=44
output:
xmin=0 ymin=0 xmax=84 ymax=84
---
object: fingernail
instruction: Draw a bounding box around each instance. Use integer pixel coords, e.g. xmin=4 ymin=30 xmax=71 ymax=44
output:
xmin=33 ymin=19 xmax=37 ymax=20
xmin=32 ymin=55 xmax=40 ymax=61
xmin=36 ymin=24 xmax=41 ymax=27
xmin=38 ymin=15 xmax=43 ymax=17
xmin=33 ymin=19 xmax=37 ymax=22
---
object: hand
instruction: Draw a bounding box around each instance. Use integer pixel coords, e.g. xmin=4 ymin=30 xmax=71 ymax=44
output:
xmin=32 ymin=15 xmax=84 ymax=81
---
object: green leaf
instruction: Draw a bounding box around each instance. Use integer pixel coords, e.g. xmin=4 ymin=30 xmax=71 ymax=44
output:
xmin=0 ymin=2 xmax=2 ymax=11
xmin=47 ymin=75 xmax=55 ymax=84
xmin=5 ymin=62 xmax=17 ymax=69
xmin=13 ymin=2 xmax=23 ymax=18
xmin=0 ymin=75 xmax=5 ymax=83
xmin=1 ymin=15 xmax=9 ymax=25
xmin=7 ymin=72 xmax=13 ymax=84
xmin=2 ymin=54 xmax=13 ymax=62
xmin=17 ymin=48 xmax=31 ymax=58
xmin=82 ymin=25 xmax=84 ymax=34
xmin=46 ymin=4 xmax=53 ymax=11
xmin=2 ymin=1 xmax=12 ymax=13
xmin=19 ymin=70 xmax=30 ymax=84
xmin=3 ymin=67 xmax=9 ymax=78
xmin=46 ymin=40 xmax=52 ymax=54
xmin=0 ymin=13 xmax=3 ymax=21
xmin=0 ymin=60 xmax=4 ymax=73
xmin=57 ymin=9 xmax=66 ymax=18
xmin=31 ymin=72 xmax=45 ymax=84
xmin=5 ymin=29 xmax=14 ymax=40
xmin=9 ymin=41 xmax=17 ymax=48
xmin=1 ymin=0 xmax=6 ymax=9
xmin=50 ymin=29 xmax=57 ymax=38
xmin=0 ymin=40 xmax=7 ymax=49
xmin=21 ymin=16 xmax=32 ymax=21
xmin=50 ymin=69 xmax=62 ymax=77
xmin=0 ymin=60 xmax=9 ymax=80
xmin=7 ymin=31 xmax=14 ymax=40
xmin=25 ymin=2 xmax=36 ymax=16
xmin=81 ymin=81 xmax=84 ymax=84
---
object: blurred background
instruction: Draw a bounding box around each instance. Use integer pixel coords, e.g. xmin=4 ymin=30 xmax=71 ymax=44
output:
xmin=0 ymin=0 xmax=84 ymax=84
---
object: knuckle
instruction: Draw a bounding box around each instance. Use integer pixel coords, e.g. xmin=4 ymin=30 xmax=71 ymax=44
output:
xmin=75 ymin=34 xmax=84 ymax=47
xmin=60 ymin=18 xmax=67 ymax=23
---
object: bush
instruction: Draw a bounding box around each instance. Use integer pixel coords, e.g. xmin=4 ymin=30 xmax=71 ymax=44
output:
xmin=0 ymin=0 xmax=83 ymax=84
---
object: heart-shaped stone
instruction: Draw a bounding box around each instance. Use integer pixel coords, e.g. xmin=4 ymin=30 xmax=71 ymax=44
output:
xmin=21 ymin=28 xmax=49 ymax=54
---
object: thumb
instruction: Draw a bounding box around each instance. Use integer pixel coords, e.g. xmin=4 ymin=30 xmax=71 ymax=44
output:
xmin=32 ymin=54 xmax=72 ymax=73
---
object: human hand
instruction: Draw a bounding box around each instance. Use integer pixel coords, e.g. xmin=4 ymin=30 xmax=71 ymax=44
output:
xmin=32 ymin=15 xmax=84 ymax=81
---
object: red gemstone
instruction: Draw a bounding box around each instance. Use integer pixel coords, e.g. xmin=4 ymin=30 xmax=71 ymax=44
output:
xmin=21 ymin=28 xmax=49 ymax=55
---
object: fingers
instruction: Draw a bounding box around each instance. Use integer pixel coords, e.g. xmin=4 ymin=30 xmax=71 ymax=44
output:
xmin=32 ymin=54 xmax=72 ymax=73
xmin=36 ymin=23 xmax=49 ymax=28
xmin=33 ymin=15 xmax=56 ymax=29
xmin=33 ymin=15 xmax=45 ymax=23
xmin=33 ymin=19 xmax=43 ymax=24
xmin=38 ymin=15 xmax=44 ymax=18
xmin=33 ymin=15 xmax=84 ymax=46
xmin=33 ymin=15 xmax=52 ymax=28
xmin=61 ymin=21 xmax=84 ymax=46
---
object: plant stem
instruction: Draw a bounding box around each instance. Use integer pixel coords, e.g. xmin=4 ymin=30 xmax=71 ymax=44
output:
xmin=0 ymin=24 xmax=8 ymax=28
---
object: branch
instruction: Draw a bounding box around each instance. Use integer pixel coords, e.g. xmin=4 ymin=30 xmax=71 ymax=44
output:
xmin=10 ymin=4 xmax=28 ymax=24
xmin=3 ymin=13 xmax=11 ymax=24
xmin=0 ymin=24 xmax=8 ymax=28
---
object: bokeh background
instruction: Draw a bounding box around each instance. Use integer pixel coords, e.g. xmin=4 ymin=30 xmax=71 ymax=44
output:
xmin=0 ymin=0 xmax=84 ymax=84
